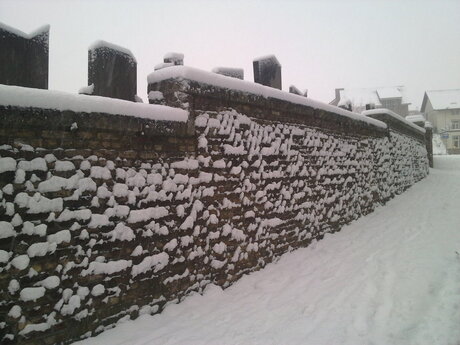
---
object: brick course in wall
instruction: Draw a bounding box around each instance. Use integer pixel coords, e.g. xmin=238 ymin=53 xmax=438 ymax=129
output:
xmin=0 ymin=80 xmax=428 ymax=345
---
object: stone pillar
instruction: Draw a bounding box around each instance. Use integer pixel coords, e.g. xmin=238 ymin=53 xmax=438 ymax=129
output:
xmin=253 ymin=55 xmax=281 ymax=90
xmin=88 ymin=40 xmax=137 ymax=101
xmin=0 ymin=23 xmax=49 ymax=89
xmin=425 ymin=125 xmax=433 ymax=168
xmin=212 ymin=67 xmax=244 ymax=80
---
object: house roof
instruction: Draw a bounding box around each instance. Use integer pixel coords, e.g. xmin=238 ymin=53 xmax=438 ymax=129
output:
xmin=376 ymin=87 xmax=403 ymax=99
xmin=422 ymin=89 xmax=460 ymax=111
xmin=336 ymin=86 xmax=409 ymax=108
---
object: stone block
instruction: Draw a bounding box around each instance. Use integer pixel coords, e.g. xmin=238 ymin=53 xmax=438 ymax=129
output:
xmin=87 ymin=40 xmax=137 ymax=101
xmin=253 ymin=55 xmax=281 ymax=90
xmin=0 ymin=23 xmax=49 ymax=89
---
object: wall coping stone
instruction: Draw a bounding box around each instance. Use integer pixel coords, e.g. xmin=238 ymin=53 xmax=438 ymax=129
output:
xmin=362 ymin=108 xmax=425 ymax=134
xmin=0 ymin=84 xmax=188 ymax=123
xmin=362 ymin=108 xmax=426 ymax=142
xmin=147 ymin=66 xmax=387 ymax=130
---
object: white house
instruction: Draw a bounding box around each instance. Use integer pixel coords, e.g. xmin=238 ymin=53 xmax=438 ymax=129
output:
xmin=421 ymin=89 xmax=460 ymax=154
xmin=330 ymin=86 xmax=410 ymax=116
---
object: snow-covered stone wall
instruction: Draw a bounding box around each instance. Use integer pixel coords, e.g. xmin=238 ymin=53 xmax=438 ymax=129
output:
xmin=0 ymin=77 xmax=428 ymax=345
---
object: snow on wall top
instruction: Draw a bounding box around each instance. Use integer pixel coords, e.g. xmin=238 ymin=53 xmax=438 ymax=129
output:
xmin=0 ymin=21 xmax=50 ymax=39
xmin=164 ymin=52 xmax=184 ymax=60
xmin=425 ymin=89 xmax=460 ymax=110
xmin=362 ymin=108 xmax=425 ymax=134
xmin=0 ymin=84 xmax=188 ymax=122
xmin=89 ymin=40 xmax=137 ymax=63
xmin=405 ymin=114 xmax=426 ymax=123
xmin=155 ymin=62 xmax=174 ymax=71
xmin=147 ymin=66 xmax=386 ymax=129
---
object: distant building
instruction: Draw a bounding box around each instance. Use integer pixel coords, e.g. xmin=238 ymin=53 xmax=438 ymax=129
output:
xmin=421 ymin=89 xmax=460 ymax=154
xmin=408 ymin=104 xmax=421 ymax=115
xmin=330 ymin=86 xmax=410 ymax=116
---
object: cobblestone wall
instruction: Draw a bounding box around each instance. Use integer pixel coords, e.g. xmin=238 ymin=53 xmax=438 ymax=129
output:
xmin=0 ymin=81 xmax=428 ymax=344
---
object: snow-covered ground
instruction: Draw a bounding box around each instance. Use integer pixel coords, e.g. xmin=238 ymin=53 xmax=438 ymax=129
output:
xmin=75 ymin=155 xmax=460 ymax=345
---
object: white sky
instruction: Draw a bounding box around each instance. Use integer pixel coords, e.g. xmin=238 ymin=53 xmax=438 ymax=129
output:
xmin=1 ymin=0 xmax=459 ymax=108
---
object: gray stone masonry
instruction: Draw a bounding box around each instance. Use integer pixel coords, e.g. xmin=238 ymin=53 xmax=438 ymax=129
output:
xmin=88 ymin=41 xmax=137 ymax=101
xmin=253 ymin=55 xmax=281 ymax=90
xmin=0 ymin=23 xmax=49 ymax=89
xmin=0 ymin=76 xmax=429 ymax=345
xmin=425 ymin=126 xmax=433 ymax=168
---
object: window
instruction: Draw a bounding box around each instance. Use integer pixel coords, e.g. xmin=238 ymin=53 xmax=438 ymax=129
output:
xmin=452 ymin=121 xmax=460 ymax=129
xmin=453 ymin=135 xmax=460 ymax=148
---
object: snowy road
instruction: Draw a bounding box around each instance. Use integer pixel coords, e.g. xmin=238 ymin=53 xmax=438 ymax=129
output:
xmin=76 ymin=156 xmax=460 ymax=345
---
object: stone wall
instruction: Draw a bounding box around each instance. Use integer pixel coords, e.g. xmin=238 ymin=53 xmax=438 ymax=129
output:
xmin=0 ymin=78 xmax=428 ymax=345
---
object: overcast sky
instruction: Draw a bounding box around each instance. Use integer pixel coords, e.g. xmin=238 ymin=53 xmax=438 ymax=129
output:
xmin=1 ymin=0 xmax=459 ymax=108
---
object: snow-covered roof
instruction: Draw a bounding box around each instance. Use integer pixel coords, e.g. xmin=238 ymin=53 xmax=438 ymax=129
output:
xmin=0 ymin=84 xmax=188 ymax=122
xmin=362 ymin=108 xmax=425 ymax=134
xmin=0 ymin=21 xmax=49 ymax=39
xmin=89 ymin=40 xmax=137 ymax=63
xmin=147 ymin=66 xmax=386 ymax=129
xmin=424 ymin=89 xmax=460 ymax=110
xmin=376 ymin=87 xmax=403 ymax=99
xmin=337 ymin=86 xmax=409 ymax=108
